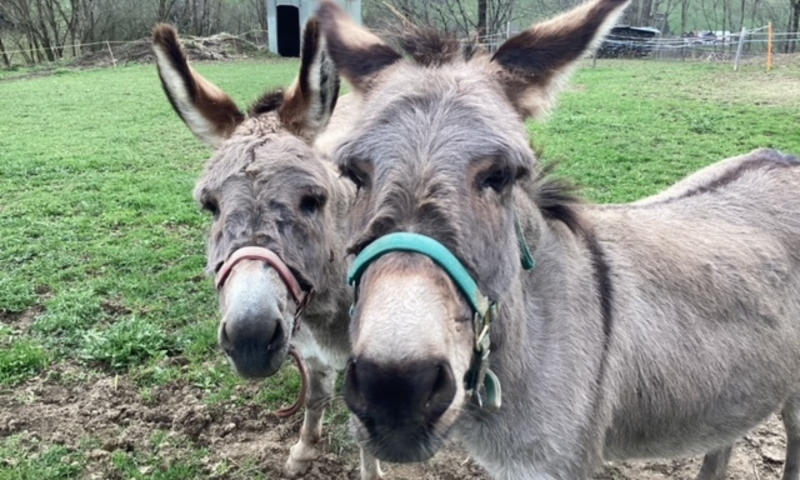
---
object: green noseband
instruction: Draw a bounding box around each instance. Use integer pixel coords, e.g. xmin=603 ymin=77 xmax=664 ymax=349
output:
xmin=347 ymin=224 xmax=534 ymax=412
xmin=348 ymin=233 xmax=491 ymax=317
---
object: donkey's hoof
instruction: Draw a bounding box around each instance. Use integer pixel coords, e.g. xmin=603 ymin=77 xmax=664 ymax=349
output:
xmin=285 ymin=457 xmax=311 ymax=478
xmin=359 ymin=470 xmax=384 ymax=480
xmin=359 ymin=464 xmax=384 ymax=480
xmin=285 ymin=442 xmax=319 ymax=477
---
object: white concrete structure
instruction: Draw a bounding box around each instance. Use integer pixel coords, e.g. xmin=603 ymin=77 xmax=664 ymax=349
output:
xmin=267 ymin=0 xmax=362 ymax=56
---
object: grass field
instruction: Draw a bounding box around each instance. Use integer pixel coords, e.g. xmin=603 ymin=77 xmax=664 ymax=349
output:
xmin=1 ymin=56 xmax=799 ymax=479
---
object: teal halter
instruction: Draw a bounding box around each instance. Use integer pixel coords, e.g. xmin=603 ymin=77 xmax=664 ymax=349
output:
xmin=347 ymin=217 xmax=534 ymax=411
xmin=349 ymin=233 xmax=491 ymax=317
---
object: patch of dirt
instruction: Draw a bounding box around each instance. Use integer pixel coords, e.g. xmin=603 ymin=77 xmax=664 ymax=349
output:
xmin=0 ymin=364 xmax=790 ymax=479
xmin=76 ymin=32 xmax=265 ymax=68
xmin=0 ymin=305 xmax=44 ymax=333
xmin=1 ymin=33 xmax=270 ymax=83
xmin=101 ymin=300 xmax=132 ymax=318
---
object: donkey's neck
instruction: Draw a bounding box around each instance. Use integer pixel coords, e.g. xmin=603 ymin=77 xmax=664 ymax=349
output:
xmin=293 ymin=162 xmax=355 ymax=368
xmin=457 ymin=190 xmax=611 ymax=477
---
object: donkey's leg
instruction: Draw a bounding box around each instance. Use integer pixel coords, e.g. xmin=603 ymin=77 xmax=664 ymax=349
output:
xmin=285 ymin=357 xmax=336 ymax=477
xmin=781 ymin=394 xmax=800 ymax=480
xmin=359 ymin=447 xmax=383 ymax=480
xmin=694 ymin=445 xmax=733 ymax=480
xmin=347 ymin=414 xmax=383 ymax=480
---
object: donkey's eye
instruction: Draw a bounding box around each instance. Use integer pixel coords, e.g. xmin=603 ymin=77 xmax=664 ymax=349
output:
xmin=300 ymin=194 xmax=327 ymax=215
xmin=202 ymin=199 xmax=220 ymax=217
xmin=341 ymin=165 xmax=370 ymax=190
xmin=478 ymin=168 xmax=512 ymax=193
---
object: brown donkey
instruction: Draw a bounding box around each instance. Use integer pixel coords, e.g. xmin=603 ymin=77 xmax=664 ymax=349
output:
xmin=317 ymin=0 xmax=800 ymax=479
xmin=152 ymin=21 xmax=383 ymax=478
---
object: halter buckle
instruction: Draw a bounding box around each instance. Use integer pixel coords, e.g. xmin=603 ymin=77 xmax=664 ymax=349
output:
xmin=465 ymin=303 xmax=501 ymax=411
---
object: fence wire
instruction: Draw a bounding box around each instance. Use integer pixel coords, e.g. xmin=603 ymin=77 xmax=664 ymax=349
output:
xmin=466 ymin=26 xmax=798 ymax=62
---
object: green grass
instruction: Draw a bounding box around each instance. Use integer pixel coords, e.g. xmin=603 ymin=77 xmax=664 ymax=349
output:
xmin=528 ymin=59 xmax=800 ymax=203
xmin=0 ymin=59 xmax=301 ymax=376
xmin=0 ymin=336 xmax=49 ymax=386
xmin=80 ymin=315 xmax=174 ymax=370
xmin=0 ymin=57 xmax=798 ymax=477
xmin=108 ymin=446 xmax=208 ymax=480
xmin=0 ymin=436 xmax=85 ymax=480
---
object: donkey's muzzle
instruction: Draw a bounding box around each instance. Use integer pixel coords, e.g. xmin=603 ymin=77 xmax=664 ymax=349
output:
xmin=344 ymin=356 xmax=456 ymax=462
xmin=220 ymin=310 xmax=287 ymax=379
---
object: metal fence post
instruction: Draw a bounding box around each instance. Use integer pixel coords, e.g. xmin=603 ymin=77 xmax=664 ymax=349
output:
xmin=733 ymin=27 xmax=747 ymax=71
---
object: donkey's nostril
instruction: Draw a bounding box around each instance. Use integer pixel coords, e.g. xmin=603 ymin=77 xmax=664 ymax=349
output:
xmin=423 ymin=363 xmax=456 ymax=422
xmin=220 ymin=322 xmax=233 ymax=351
xmin=267 ymin=320 xmax=284 ymax=351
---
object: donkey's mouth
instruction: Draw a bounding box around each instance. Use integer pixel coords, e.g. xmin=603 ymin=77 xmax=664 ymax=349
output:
xmin=356 ymin=423 xmax=447 ymax=463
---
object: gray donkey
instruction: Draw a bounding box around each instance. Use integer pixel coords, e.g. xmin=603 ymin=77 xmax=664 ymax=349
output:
xmin=316 ymin=0 xmax=800 ymax=479
xmin=152 ymin=21 xmax=385 ymax=478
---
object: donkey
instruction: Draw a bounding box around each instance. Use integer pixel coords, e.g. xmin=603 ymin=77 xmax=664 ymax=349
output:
xmin=316 ymin=1 xmax=800 ymax=479
xmin=152 ymin=21 xmax=384 ymax=478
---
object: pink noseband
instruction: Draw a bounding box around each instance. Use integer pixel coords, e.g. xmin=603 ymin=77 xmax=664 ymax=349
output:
xmin=215 ymin=246 xmax=312 ymax=417
xmin=215 ymin=247 xmax=310 ymax=324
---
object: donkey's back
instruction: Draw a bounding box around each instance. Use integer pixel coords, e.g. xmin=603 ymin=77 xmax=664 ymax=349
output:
xmin=593 ymin=149 xmax=800 ymax=464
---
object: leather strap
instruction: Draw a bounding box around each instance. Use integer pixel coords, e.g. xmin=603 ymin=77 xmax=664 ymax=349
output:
xmin=215 ymin=246 xmax=307 ymax=308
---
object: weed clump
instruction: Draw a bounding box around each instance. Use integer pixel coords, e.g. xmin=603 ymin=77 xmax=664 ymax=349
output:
xmin=81 ymin=316 xmax=174 ymax=370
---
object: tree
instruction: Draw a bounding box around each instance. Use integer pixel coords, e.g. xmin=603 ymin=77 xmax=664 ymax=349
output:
xmin=478 ymin=0 xmax=487 ymax=35
xmin=367 ymin=0 xmax=520 ymax=39
xmin=789 ymin=0 xmax=800 ymax=52
xmin=0 ymin=10 xmax=14 ymax=67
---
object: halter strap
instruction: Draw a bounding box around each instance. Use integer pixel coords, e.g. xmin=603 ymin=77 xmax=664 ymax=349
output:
xmin=348 ymin=233 xmax=491 ymax=317
xmin=348 ymin=231 xmax=533 ymax=411
xmin=216 ymin=246 xmax=310 ymax=317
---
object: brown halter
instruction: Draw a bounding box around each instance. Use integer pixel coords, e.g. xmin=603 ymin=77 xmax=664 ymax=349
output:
xmin=215 ymin=246 xmax=311 ymax=332
xmin=215 ymin=246 xmax=312 ymax=417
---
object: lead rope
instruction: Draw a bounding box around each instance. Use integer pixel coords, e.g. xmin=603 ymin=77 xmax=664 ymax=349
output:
xmin=467 ymin=211 xmax=534 ymax=411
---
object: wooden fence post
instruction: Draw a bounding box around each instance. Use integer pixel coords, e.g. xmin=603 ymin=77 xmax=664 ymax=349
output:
xmin=767 ymin=22 xmax=774 ymax=72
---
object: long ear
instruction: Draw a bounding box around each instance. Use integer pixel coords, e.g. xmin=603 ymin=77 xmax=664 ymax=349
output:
xmin=491 ymin=0 xmax=630 ymax=119
xmin=152 ymin=24 xmax=244 ymax=147
xmin=275 ymin=18 xmax=342 ymax=141
xmin=316 ymin=0 xmax=402 ymax=94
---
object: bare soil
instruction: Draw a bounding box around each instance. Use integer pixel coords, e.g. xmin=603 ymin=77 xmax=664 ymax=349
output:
xmin=0 ymin=363 xmax=789 ymax=479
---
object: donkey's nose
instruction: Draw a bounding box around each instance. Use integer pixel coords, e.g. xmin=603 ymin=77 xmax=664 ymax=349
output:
xmin=344 ymin=356 xmax=456 ymax=442
xmin=221 ymin=315 xmax=282 ymax=353
xmin=220 ymin=310 xmax=285 ymax=378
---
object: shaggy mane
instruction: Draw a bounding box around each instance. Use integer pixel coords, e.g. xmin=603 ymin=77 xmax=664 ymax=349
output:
xmin=529 ymin=161 xmax=587 ymax=235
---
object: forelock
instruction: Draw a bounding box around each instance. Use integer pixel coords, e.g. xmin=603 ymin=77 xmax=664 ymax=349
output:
xmin=334 ymin=69 xmax=532 ymax=174
xmin=388 ymin=27 xmax=482 ymax=67
xmin=197 ymin=131 xmax=324 ymax=197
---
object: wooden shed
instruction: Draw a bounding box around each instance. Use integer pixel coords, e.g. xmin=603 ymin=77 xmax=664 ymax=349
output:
xmin=267 ymin=0 xmax=362 ymax=57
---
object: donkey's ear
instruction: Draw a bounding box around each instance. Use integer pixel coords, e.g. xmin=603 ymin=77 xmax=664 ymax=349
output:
xmin=152 ymin=24 xmax=244 ymax=147
xmin=490 ymin=0 xmax=630 ymax=119
xmin=277 ymin=18 xmax=341 ymax=141
xmin=316 ymin=0 xmax=402 ymax=94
